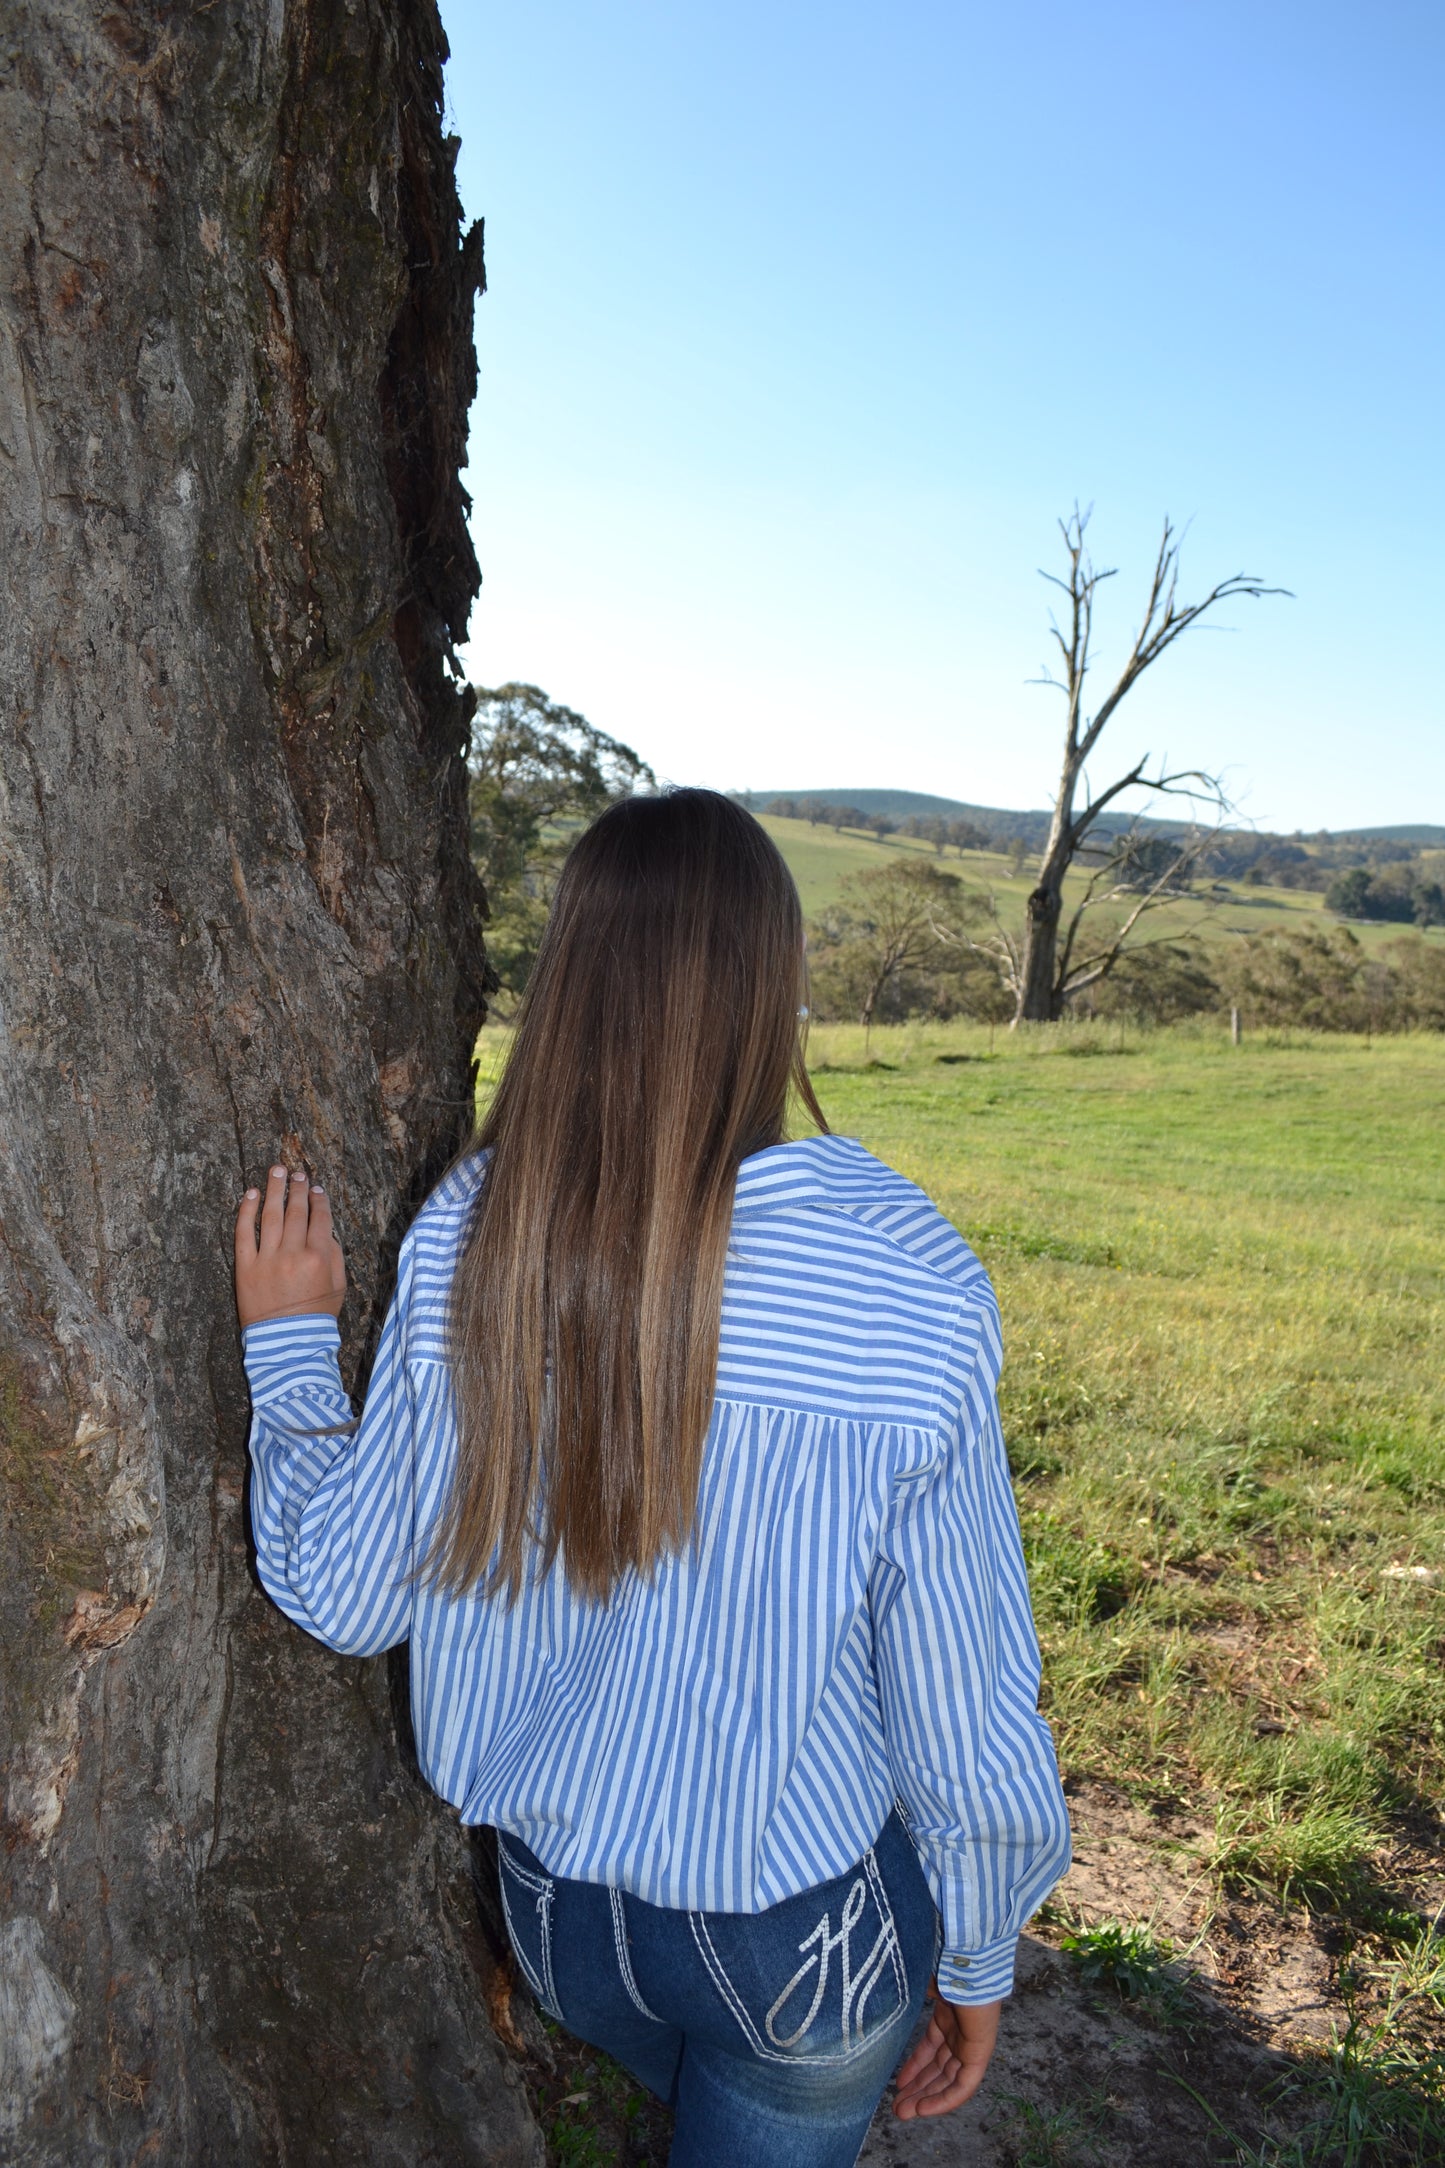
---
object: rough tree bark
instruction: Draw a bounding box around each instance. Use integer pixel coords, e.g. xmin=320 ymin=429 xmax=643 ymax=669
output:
xmin=0 ymin=4 xmax=538 ymax=2160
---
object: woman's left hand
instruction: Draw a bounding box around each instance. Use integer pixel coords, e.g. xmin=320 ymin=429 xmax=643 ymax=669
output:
xmin=892 ymin=1988 xmax=1000 ymax=2119
xmin=235 ymin=1165 xmax=347 ymax=1329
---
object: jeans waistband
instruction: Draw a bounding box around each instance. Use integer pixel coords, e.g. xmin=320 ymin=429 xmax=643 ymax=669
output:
xmin=500 ymin=1808 xmax=912 ymax=1916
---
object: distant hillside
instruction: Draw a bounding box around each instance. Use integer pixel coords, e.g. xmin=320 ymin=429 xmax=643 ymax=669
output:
xmin=754 ymin=790 xmax=1184 ymax=845
xmin=1331 ymin=825 xmax=1445 ymax=846
xmin=756 ymin=788 xmax=1022 ymax=821
xmin=751 ymin=792 xmax=1445 ymax=850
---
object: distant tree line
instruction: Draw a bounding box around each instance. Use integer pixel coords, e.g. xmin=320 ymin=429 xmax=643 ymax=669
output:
xmin=803 ymin=860 xmax=1445 ymax=1035
xmin=464 ymin=690 xmax=1445 ymax=1037
xmin=1200 ymin=833 xmax=1445 ymax=899
xmin=1068 ymin=926 xmax=1445 ymax=1031
xmin=1323 ymin=864 xmax=1445 ymax=928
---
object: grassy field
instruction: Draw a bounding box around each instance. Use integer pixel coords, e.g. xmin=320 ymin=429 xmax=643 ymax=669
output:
xmin=802 ymin=1019 xmax=1445 ymax=2147
xmin=761 ymin=812 xmax=1445 ymax=957
xmin=803 ymin=1021 xmax=1445 ymax=1846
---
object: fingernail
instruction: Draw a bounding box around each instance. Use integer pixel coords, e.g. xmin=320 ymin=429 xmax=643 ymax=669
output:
xmin=311 ymin=1184 xmax=325 ymax=1194
xmin=270 ymin=1165 xmax=286 ymax=1179
xmin=290 ymin=1170 xmax=307 ymax=1182
xmin=245 ymin=1187 xmax=259 ymax=1199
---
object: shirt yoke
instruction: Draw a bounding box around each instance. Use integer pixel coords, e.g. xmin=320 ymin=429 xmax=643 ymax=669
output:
xmin=397 ymin=1135 xmax=998 ymax=1434
xmin=720 ymin=1134 xmax=996 ymax=1430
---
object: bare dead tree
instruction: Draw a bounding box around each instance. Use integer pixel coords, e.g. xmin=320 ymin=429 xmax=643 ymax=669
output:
xmin=1011 ymin=509 xmax=1288 ymax=1023
xmin=973 ymin=816 xmax=1227 ymax=1016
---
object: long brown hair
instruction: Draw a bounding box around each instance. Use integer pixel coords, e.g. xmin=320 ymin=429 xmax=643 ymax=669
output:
xmin=433 ymin=789 xmax=828 ymax=1603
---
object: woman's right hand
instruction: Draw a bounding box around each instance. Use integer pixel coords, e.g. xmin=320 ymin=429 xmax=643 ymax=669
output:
xmin=892 ymin=1987 xmax=1000 ymax=2119
xmin=235 ymin=1165 xmax=348 ymax=1329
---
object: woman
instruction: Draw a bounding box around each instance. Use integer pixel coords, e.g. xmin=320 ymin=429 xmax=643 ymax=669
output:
xmin=234 ymin=789 xmax=1069 ymax=2165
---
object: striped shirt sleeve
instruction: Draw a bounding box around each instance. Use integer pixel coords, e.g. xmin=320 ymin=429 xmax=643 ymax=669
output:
xmin=242 ymin=1241 xmax=418 ymax=1657
xmin=870 ymin=1298 xmax=1071 ymax=2004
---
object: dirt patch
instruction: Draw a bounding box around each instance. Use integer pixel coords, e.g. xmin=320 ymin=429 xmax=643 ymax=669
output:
xmin=1058 ymin=1783 xmax=1213 ymax=1940
xmin=860 ymin=1934 xmax=1292 ymax=2166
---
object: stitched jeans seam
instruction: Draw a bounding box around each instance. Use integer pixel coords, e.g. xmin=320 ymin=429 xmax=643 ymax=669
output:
xmin=610 ymin=1889 xmax=665 ymax=2022
xmin=498 ymin=1843 xmax=562 ymax=2019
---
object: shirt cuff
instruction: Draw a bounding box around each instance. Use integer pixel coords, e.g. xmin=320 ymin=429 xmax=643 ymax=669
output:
xmin=241 ymin=1313 xmax=343 ymax=1400
xmin=241 ymin=1313 xmax=342 ymax=1359
xmin=936 ymin=1934 xmax=1017 ymax=2005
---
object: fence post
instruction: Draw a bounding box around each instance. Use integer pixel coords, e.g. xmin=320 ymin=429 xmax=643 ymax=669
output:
xmin=1231 ymin=1006 xmax=1242 ymax=1046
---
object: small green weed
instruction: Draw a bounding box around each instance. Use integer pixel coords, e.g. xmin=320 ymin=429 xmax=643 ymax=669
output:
xmin=1235 ymin=2026 xmax=1445 ymax=2166
xmin=548 ymin=2107 xmax=614 ymax=2168
xmin=534 ymin=2038 xmax=669 ymax=2167
xmin=1374 ymin=1912 xmax=1445 ymax=2010
xmin=1059 ymin=1917 xmax=1198 ymax=2027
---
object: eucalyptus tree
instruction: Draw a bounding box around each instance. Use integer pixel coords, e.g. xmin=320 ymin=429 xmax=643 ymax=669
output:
xmin=469 ymin=683 xmax=654 ymax=1003
xmin=0 ymin=4 xmax=535 ymax=2160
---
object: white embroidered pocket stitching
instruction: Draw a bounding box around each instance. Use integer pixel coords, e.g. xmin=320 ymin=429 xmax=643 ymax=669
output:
xmin=862 ymin=1845 xmax=908 ymax=2012
xmin=690 ymin=1884 xmax=905 ymax=2069
xmin=611 ymin=1889 xmax=664 ymax=2022
xmin=764 ymin=1877 xmax=868 ymax=2047
xmin=497 ymin=1838 xmax=551 ymax=1895
xmin=497 ymin=1845 xmax=562 ymax=2018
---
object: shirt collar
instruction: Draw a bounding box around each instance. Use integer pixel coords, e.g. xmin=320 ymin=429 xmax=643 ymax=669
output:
xmin=731 ymin=1136 xmax=837 ymax=1216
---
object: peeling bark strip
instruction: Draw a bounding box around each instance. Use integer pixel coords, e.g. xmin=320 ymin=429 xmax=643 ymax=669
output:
xmin=0 ymin=4 xmax=532 ymax=2160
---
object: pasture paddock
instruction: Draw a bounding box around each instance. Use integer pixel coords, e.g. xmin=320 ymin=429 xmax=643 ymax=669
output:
xmin=813 ymin=1020 xmax=1445 ymax=2161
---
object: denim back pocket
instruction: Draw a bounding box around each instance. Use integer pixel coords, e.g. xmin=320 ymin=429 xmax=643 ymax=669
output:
xmin=690 ymin=1844 xmax=907 ymax=2065
xmin=497 ymin=1836 xmax=563 ymax=2020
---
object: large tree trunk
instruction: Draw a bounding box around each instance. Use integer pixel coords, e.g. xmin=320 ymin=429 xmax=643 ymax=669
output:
xmin=0 ymin=4 xmax=538 ymax=2160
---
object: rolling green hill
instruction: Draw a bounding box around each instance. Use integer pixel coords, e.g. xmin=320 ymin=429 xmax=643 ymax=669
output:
xmin=755 ymin=788 xmax=1056 ymax=840
xmin=760 ymin=813 xmax=1444 ymax=952
xmin=757 ymin=792 xmax=1445 ymax=852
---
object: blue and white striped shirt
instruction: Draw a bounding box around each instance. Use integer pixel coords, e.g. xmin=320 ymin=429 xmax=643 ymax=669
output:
xmin=243 ymin=1133 xmax=1070 ymax=2004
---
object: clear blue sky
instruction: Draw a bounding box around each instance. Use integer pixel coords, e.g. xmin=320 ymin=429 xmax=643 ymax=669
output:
xmin=440 ymin=1 xmax=1443 ymax=831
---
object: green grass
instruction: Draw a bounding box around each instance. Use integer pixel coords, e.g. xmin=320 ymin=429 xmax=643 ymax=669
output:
xmin=997 ymin=2089 xmax=1117 ymax=2167
xmin=801 ymin=1021 xmax=1445 ymax=1910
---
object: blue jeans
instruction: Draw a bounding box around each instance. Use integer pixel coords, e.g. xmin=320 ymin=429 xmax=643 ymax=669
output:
xmin=497 ymin=1810 xmax=938 ymax=2167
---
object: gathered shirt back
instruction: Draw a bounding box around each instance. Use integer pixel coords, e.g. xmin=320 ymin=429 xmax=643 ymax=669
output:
xmin=243 ymin=1133 xmax=1070 ymax=2004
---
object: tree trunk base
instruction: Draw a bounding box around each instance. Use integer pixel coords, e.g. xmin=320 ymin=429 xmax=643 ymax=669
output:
xmin=0 ymin=2 xmax=533 ymax=2157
